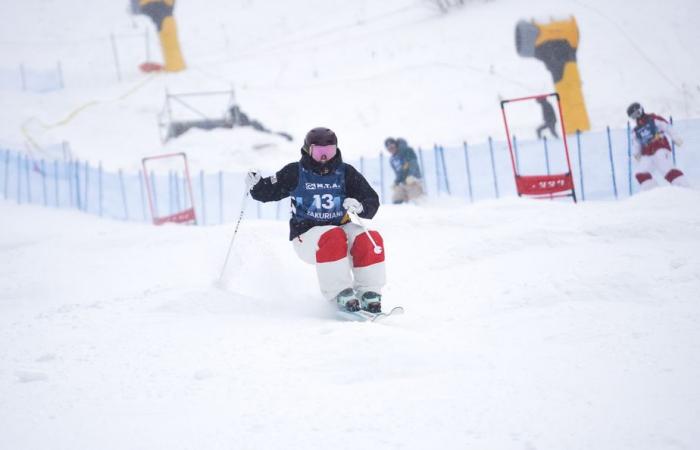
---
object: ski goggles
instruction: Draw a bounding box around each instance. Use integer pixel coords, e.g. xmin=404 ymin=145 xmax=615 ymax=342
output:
xmin=628 ymin=106 xmax=643 ymax=120
xmin=309 ymin=144 xmax=337 ymax=162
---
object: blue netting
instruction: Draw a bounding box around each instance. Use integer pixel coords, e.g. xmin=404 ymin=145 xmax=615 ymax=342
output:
xmin=3 ymin=118 xmax=700 ymax=224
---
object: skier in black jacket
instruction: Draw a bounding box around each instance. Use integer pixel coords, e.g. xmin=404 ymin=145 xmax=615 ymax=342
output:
xmin=536 ymin=96 xmax=559 ymax=139
xmin=246 ymin=127 xmax=385 ymax=312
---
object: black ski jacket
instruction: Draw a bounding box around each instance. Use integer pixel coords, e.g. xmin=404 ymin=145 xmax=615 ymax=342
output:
xmin=250 ymin=149 xmax=380 ymax=240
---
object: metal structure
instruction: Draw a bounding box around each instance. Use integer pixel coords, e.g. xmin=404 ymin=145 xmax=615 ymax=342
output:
xmin=158 ymin=89 xmax=237 ymax=142
xmin=142 ymin=152 xmax=197 ymax=224
xmin=500 ymin=92 xmax=577 ymax=202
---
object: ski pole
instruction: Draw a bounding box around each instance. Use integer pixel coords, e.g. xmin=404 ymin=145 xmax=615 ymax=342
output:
xmin=218 ymin=190 xmax=249 ymax=281
xmin=347 ymin=211 xmax=382 ymax=254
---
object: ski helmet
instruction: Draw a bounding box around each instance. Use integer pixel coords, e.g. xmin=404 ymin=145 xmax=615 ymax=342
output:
xmin=627 ymin=102 xmax=644 ymax=119
xmin=384 ymin=137 xmax=397 ymax=148
xmin=303 ymin=127 xmax=337 ymax=152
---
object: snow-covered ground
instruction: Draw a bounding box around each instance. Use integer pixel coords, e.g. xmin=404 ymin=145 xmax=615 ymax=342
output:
xmin=2 ymin=188 xmax=700 ymax=449
xmin=2 ymin=1 xmax=700 ymax=449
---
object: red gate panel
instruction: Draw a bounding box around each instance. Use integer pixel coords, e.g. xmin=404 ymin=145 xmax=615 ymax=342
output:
xmin=142 ymin=152 xmax=198 ymax=225
xmin=516 ymin=173 xmax=574 ymax=196
xmin=151 ymin=207 xmax=196 ymax=225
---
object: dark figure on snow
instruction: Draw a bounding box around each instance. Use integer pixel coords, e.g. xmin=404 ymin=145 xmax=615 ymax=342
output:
xmin=627 ymin=102 xmax=688 ymax=190
xmin=246 ymin=127 xmax=386 ymax=313
xmin=229 ymin=105 xmax=293 ymax=141
xmin=536 ymin=96 xmax=559 ymax=139
xmin=384 ymin=137 xmax=424 ymax=204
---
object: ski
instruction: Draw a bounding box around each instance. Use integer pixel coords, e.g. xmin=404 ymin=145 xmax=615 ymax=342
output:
xmin=336 ymin=306 xmax=404 ymax=322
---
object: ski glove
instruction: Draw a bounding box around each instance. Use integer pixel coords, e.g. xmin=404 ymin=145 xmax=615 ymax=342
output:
xmin=673 ymin=138 xmax=683 ymax=147
xmin=245 ymin=170 xmax=261 ymax=190
xmin=405 ymin=175 xmax=420 ymax=185
xmin=343 ymin=198 xmax=363 ymax=214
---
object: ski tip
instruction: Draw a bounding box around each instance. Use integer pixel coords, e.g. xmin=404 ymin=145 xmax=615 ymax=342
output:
xmin=370 ymin=306 xmax=405 ymax=322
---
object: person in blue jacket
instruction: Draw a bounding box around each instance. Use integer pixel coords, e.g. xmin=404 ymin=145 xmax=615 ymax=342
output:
xmin=384 ymin=137 xmax=424 ymax=204
xmin=246 ymin=127 xmax=386 ymax=313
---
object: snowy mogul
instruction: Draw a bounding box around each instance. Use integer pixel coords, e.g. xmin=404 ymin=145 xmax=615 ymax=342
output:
xmin=245 ymin=127 xmax=386 ymax=313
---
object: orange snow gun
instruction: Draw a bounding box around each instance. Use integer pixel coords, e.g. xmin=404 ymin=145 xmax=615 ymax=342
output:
xmin=516 ymin=17 xmax=590 ymax=133
xmin=138 ymin=0 xmax=186 ymax=72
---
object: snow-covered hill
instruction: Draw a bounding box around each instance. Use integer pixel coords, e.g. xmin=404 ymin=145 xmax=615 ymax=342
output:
xmin=1 ymin=0 xmax=699 ymax=172
xmin=2 ymin=188 xmax=700 ymax=449
xmin=2 ymin=1 xmax=700 ymax=449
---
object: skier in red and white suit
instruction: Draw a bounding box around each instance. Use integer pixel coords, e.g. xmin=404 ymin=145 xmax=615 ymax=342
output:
xmin=627 ymin=102 xmax=689 ymax=190
xmin=246 ymin=127 xmax=385 ymax=313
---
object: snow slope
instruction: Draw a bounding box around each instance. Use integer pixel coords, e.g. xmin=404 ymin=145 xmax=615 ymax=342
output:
xmin=1 ymin=0 xmax=699 ymax=172
xmin=2 ymin=188 xmax=700 ymax=449
xmin=2 ymin=1 xmax=700 ymax=449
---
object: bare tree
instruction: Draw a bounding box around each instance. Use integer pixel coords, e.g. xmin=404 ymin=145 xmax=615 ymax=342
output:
xmin=426 ymin=0 xmax=491 ymax=15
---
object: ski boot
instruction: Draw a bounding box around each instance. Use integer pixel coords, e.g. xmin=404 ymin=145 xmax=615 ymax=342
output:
xmin=360 ymin=291 xmax=382 ymax=313
xmin=336 ymin=288 xmax=360 ymax=312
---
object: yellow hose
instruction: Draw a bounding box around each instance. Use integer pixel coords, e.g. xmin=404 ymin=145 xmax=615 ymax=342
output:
xmin=21 ymin=74 xmax=157 ymax=153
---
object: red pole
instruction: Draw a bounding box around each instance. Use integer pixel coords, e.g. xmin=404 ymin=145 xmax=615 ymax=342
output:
xmin=180 ymin=152 xmax=198 ymax=225
xmin=141 ymin=158 xmax=157 ymax=224
xmin=500 ymin=100 xmax=519 ymax=182
xmin=554 ymin=93 xmax=574 ymax=175
xmin=554 ymin=93 xmax=577 ymax=202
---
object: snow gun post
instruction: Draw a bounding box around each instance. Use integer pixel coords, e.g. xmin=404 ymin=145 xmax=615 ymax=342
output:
xmin=142 ymin=152 xmax=198 ymax=225
xmin=500 ymin=93 xmax=577 ymax=202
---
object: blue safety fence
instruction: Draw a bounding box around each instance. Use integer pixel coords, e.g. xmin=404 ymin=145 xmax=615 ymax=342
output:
xmin=2 ymin=118 xmax=699 ymax=224
xmin=0 ymin=64 xmax=64 ymax=93
xmin=365 ymin=117 xmax=700 ymax=204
